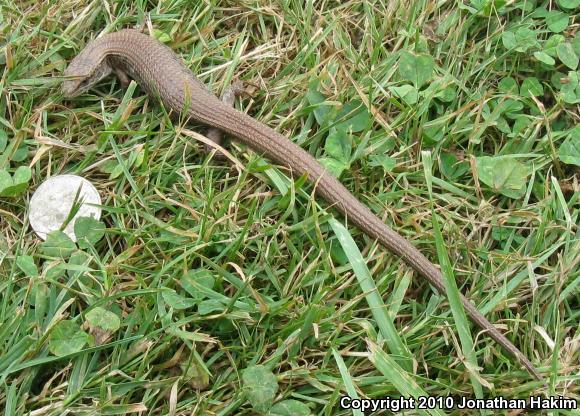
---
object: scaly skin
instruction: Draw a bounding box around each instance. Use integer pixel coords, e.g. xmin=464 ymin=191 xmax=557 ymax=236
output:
xmin=62 ymin=29 xmax=542 ymax=380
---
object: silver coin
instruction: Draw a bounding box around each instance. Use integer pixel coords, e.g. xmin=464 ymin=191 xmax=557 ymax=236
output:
xmin=29 ymin=174 xmax=101 ymax=241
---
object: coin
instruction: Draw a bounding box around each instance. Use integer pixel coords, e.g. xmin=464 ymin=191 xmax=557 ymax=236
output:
xmin=28 ymin=174 xmax=101 ymax=241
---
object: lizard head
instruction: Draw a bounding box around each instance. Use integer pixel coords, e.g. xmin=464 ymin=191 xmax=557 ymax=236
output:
xmin=62 ymin=44 xmax=112 ymax=97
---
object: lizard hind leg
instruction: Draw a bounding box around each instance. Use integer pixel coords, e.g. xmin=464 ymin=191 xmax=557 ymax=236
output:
xmin=204 ymin=81 xmax=245 ymax=160
xmin=114 ymin=68 xmax=132 ymax=89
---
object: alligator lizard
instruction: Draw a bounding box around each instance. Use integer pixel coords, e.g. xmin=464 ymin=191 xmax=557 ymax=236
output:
xmin=62 ymin=29 xmax=542 ymax=380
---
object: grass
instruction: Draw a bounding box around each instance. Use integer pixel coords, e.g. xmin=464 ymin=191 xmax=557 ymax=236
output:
xmin=1 ymin=0 xmax=579 ymax=415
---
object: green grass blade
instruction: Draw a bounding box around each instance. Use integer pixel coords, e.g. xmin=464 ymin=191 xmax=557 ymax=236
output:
xmin=422 ymin=151 xmax=484 ymax=396
xmin=367 ymin=340 xmax=445 ymax=416
xmin=332 ymin=348 xmax=364 ymax=416
xmin=329 ymin=218 xmax=412 ymax=369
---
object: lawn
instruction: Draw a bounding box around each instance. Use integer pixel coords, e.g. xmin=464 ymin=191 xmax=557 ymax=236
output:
xmin=0 ymin=0 xmax=578 ymax=415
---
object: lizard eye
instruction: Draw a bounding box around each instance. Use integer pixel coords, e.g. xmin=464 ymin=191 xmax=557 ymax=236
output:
xmin=77 ymin=77 xmax=93 ymax=89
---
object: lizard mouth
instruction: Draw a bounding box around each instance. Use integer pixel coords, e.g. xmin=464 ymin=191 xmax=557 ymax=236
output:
xmin=62 ymin=76 xmax=91 ymax=98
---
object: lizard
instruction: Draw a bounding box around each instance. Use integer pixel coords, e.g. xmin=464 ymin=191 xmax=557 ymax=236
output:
xmin=62 ymin=28 xmax=542 ymax=380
